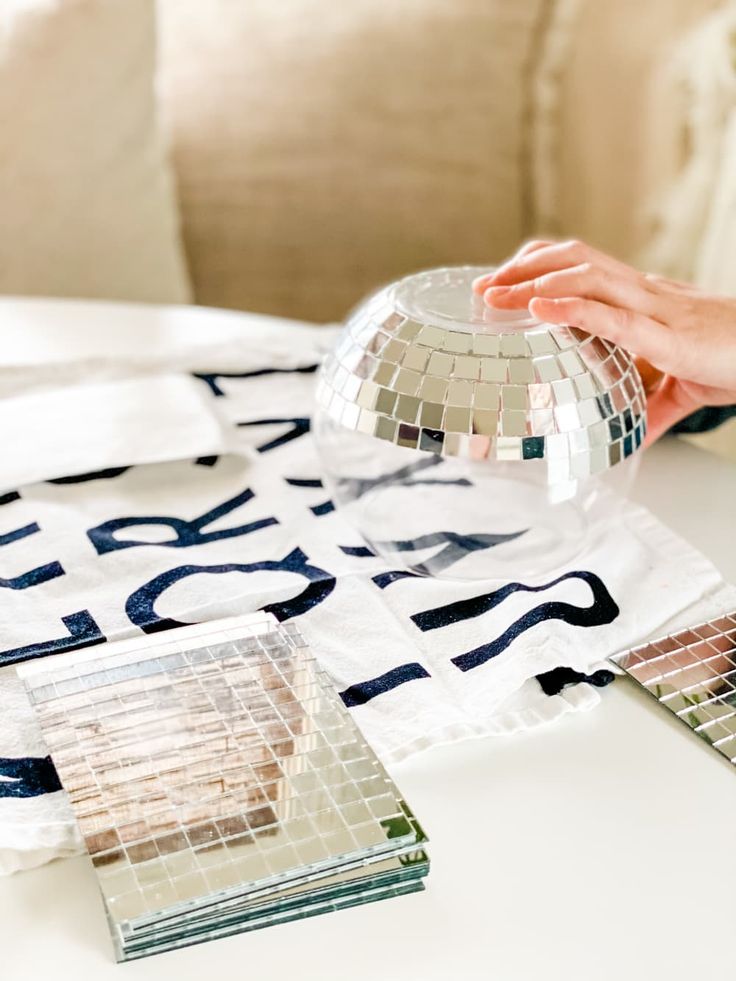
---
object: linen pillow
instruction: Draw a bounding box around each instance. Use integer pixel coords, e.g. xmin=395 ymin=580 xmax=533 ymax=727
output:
xmin=0 ymin=0 xmax=191 ymax=304
xmin=697 ymin=111 xmax=736 ymax=295
xmin=532 ymin=0 xmax=724 ymax=266
xmin=158 ymin=0 xmax=546 ymax=322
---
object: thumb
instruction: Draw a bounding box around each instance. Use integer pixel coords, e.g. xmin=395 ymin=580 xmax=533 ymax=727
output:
xmin=643 ymin=376 xmax=702 ymax=446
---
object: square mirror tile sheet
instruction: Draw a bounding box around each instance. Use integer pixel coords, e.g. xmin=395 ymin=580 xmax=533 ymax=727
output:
xmin=18 ymin=613 xmax=429 ymax=961
xmin=611 ymin=611 xmax=736 ymax=765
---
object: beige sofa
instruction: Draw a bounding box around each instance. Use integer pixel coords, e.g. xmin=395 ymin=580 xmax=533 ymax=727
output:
xmin=2 ymin=0 xmax=732 ymax=317
xmin=157 ymin=0 xmax=731 ymax=321
xmin=1 ymin=0 xmax=734 ymax=452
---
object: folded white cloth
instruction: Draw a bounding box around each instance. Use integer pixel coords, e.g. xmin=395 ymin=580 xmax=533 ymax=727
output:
xmin=0 ymin=374 xmax=237 ymax=492
xmin=1 ymin=299 xmax=734 ymax=875
xmin=0 ymin=296 xmax=331 ymax=393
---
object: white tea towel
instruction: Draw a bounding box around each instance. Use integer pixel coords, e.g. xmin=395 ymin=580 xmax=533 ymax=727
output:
xmin=0 ymin=296 xmax=333 ymax=397
xmin=0 ymin=374 xmax=239 ymax=492
xmin=1 ymin=302 xmax=734 ymax=876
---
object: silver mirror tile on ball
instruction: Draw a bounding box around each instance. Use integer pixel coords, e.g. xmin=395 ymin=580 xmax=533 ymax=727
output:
xmin=316 ymin=266 xmax=646 ymax=483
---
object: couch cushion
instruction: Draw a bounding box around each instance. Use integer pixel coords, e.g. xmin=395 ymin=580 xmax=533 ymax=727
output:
xmin=0 ymin=0 xmax=191 ymax=304
xmin=158 ymin=0 xmax=546 ymax=322
xmin=534 ymin=0 xmax=724 ymax=266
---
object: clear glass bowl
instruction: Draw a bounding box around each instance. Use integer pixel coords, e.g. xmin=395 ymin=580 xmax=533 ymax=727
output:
xmin=314 ymin=266 xmax=646 ymax=581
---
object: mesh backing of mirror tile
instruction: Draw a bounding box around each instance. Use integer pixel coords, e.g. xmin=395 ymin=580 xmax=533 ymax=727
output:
xmin=18 ymin=614 xmax=428 ymax=961
xmin=610 ymin=611 xmax=736 ymax=764
xmin=315 ymin=271 xmax=646 ymax=475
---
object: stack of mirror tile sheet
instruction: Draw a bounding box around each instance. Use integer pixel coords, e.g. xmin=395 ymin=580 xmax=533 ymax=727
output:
xmin=18 ymin=614 xmax=429 ymax=961
xmin=611 ymin=611 xmax=736 ymax=764
xmin=316 ymin=266 xmax=646 ymax=480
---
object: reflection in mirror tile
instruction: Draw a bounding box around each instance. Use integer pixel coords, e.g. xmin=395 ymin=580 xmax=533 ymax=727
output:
xmin=19 ymin=614 xmax=429 ymax=960
xmin=611 ymin=612 xmax=736 ymax=764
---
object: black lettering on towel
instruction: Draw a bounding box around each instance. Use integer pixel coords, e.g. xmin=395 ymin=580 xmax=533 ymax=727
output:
xmin=88 ymin=488 xmax=277 ymax=554
xmin=339 ymin=663 xmax=431 ymax=708
xmin=48 ymin=467 xmax=130 ymax=484
xmin=194 ymin=364 xmax=319 ymax=398
xmin=372 ymin=530 xmax=527 ymax=577
xmin=0 ymin=522 xmax=40 ymax=547
xmin=125 ymin=547 xmax=336 ymax=633
xmin=0 ymin=756 xmax=62 ymax=798
xmin=0 ymin=611 xmax=105 ymax=669
xmin=413 ymin=571 xmax=619 ymax=672
xmin=337 ymin=455 xmax=471 ymax=501
xmin=0 ymin=521 xmax=65 ymax=592
xmin=0 ymin=561 xmax=64 ymax=591
xmin=285 ymin=478 xmax=323 ymax=489
xmin=237 ymin=418 xmax=310 ymax=453
xmin=536 ymin=665 xmax=615 ymax=696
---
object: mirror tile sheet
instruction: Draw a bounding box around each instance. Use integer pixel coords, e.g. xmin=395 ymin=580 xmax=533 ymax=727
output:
xmin=18 ymin=614 xmax=429 ymax=961
xmin=316 ymin=266 xmax=646 ymax=478
xmin=611 ymin=611 xmax=736 ymax=764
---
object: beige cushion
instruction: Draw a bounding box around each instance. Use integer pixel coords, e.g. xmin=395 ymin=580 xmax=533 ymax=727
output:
xmin=536 ymin=0 xmax=724 ymax=265
xmin=698 ymin=111 xmax=736 ymax=293
xmin=158 ymin=0 xmax=545 ymax=322
xmin=658 ymin=5 xmax=736 ymax=292
xmin=0 ymin=0 xmax=191 ymax=304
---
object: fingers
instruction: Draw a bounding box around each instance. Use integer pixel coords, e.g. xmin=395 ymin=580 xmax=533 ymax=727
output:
xmin=491 ymin=239 xmax=638 ymax=286
xmin=642 ymin=375 xmax=702 ymax=445
xmin=516 ymin=238 xmax=556 ymax=257
xmin=481 ymin=262 xmax=660 ymax=317
xmin=472 ymin=239 xmax=554 ymax=295
xmin=484 ymin=239 xmax=636 ymax=291
xmin=527 ymin=296 xmax=667 ymax=363
xmin=469 ymin=239 xmax=732 ymax=438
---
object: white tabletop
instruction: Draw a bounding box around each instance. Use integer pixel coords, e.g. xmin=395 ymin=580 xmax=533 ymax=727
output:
xmin=2 ymin=311 xmax=736 ymax=980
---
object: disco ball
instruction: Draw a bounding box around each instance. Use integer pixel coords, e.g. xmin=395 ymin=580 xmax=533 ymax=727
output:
xmin=314 ymin=266 xmax=646 ymax=581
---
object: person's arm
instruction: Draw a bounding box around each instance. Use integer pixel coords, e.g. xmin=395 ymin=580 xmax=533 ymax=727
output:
xmin=472 ymin=239 xmax=736 ymax=444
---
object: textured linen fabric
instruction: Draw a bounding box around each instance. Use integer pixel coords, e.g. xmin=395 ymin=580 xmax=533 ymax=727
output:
xmin=697 ymin=114 xmax=736 ymax=297
xmin=1 ymin=300 xmax=734 ymax=874
xmin=533 ymin=0 xmax=724 ymax=263
xmin=0 ymin=374 xmax=237 ymax=493
xmin=533 ymin=0 xmax=736 ymax=463
xmin=0 ymin=0 xmax=191 ymax=304
xmin=2 ymin=0 xmax=727 ymax=318
xmin=640 ymin=4 xmax=736 ymax=286
xmin=156 ymin=0 xmax=728 ymax=322
xmin=157 ymin=0 xmax=547 ymax=322
xmin=644 ymin=6 xmax=736 ymax=464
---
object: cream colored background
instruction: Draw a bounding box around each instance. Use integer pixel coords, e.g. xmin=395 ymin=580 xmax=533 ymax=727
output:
xmin=0 ymin=0 xmax=190 ymax=304
xmin=0 ymin=0 xmax=734 ymax=456
xmin=157 ymin=0 xmax=548 ymax=323
xmin=157 ymin=0 xmax=734 ymax=322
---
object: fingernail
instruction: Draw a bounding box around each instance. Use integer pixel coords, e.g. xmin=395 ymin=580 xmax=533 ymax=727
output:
xmin=486 ymin=285 xmax=512 ymax=297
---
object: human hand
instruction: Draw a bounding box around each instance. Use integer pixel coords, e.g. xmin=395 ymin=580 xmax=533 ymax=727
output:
xmin=472 ymin=240 xmax=736 ymax=444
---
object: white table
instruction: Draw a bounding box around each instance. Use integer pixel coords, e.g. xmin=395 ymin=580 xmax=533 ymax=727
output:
xmin=2 ymin=304 xmax=736 ymax=980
